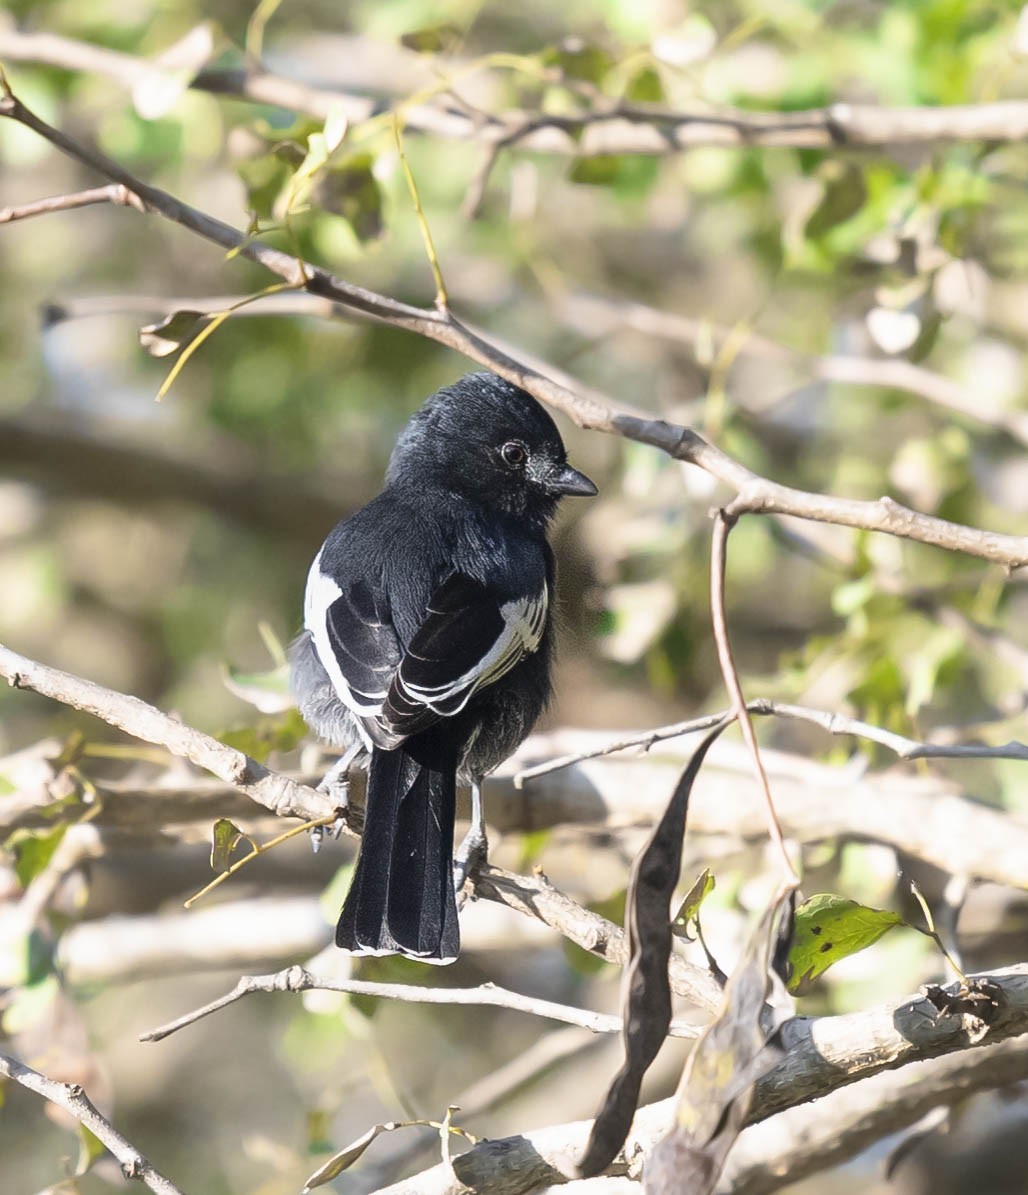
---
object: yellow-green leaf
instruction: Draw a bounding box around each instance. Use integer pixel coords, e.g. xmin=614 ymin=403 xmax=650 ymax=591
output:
xmin=671 ymin=869 xmax=715 ymax=939
xmin=788 ymin=893 xmax=904 ymax=993
xmin=210 ymin=818 xmax=245 ymax=873
xmin=76 ymin=1125 xmax=107 ymax=1175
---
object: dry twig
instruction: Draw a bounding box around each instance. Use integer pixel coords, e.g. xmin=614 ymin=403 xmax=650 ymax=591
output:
xmin=0 ymin=1051 xmax=186 ymax=1195
xmin=139 ymin=964 xmax=701 ymax=1043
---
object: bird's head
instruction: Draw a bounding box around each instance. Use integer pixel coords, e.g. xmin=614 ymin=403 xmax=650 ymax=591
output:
xmin=387 ymin=373 xmax=597 ymax=525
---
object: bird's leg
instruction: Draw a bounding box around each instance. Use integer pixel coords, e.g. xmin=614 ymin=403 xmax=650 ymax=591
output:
xmin=311 ymin=743 xmax=364 ymax=852
xmin=453 ymin=780 xmax=489 ymax=892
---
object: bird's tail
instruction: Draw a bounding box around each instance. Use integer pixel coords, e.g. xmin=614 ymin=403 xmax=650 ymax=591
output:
xmin=336 ymin=734 xmax=460 ymax=963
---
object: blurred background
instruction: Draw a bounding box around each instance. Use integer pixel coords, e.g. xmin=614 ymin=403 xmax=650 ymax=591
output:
xmin=1 ymin=1 xmax=1028 ymax=1192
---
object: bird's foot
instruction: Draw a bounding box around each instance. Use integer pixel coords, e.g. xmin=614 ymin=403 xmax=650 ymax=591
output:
xmin=310 ymin=748 xmax=362 ymax=853
xmin=308 ymin=807 xmax=349 ymax=854
xmin=453 ymin=825 xmax=489 ymax=894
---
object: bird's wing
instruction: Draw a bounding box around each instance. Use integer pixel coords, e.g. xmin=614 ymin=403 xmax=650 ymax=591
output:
xmin=306 ymin=552 xmax=402 ymax=748
xmin=308 ymin=555 xmax=546 ymax=749
xmin=381 ymin=571 xmax=548 ymax=739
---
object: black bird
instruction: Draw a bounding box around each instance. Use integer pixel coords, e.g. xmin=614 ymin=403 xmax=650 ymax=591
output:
xmin=291 ymin=372 xmax=596 ymax=963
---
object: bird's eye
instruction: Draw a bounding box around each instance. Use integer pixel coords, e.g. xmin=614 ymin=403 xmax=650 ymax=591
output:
xmin=501 ymin=440 xmax=528 ymax=468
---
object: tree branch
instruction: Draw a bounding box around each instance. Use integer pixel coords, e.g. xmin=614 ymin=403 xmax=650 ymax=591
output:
xmin=709 ymin=511 xmax=795 ymax=879
xmin=721 ymin=1032 xmax=1028 ymax=1195
xmin=473 ymin=865 xmax=724 ymax=1013
xmin=4 ymin=28 xmax=1028 ymax=153
xmin=2 ymin=85 xmax=1027 ymax=569
xmin=514 ymin=699 xmax=1028 ymax=784
xmin=0 ymin=641 xmax=333 ymax=824
xmin=3 ymin=665 xmax=1027 ymax=895
xmin=0 ymin=181 xmax=143 ymax=222
xmin=498 ymin=732 xmax=1028 ymax=892
xmin=0 ymin=1051 xmax=187 ymax=1195
xmin=138 ymin=963 xmax=700 ymax=1043
xmin=371 ymin=965 xmax=1028 ymax=1194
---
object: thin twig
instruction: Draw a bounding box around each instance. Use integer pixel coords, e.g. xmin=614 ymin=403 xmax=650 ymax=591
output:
xmin=5 ymin=28 xmax=1028 ymax=153
xmin=513 ymin=699 xmax=1028 ymax=785
xmin=2 ymin=86 xmax=1028 ymax=569
xmin=393 ymin=114 xmax=448 ymax=309
xmin=0 ymin=182 xmax=143 ymax=223
xmin=0 ymin=1052 xmax=187 ymax=1195
xmin=709 ymin=511 xmax=798 ymax=882
xmin=183 ymin=813 xmax=339 ymax=908
xmin=138 ymin=964 xmax=701 ymax=1043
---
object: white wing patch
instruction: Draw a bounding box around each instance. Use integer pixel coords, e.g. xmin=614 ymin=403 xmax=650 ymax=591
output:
xmin=394 ymin=584 xmax=547 ymax=718
xmin=305 ymin=550 xmax=382 ymax=747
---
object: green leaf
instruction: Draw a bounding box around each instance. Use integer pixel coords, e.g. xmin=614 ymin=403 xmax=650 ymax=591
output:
xmin=236 ymin=151 xmax=294 ymax=221
xmin=9 ymin=825 xmax=67 ymax=888
xmin=0 ymin=773 xmax=16 ymax=796
xmin=788 ymin=893 xmax=904 ymax=993
xmin=1 ymin=974 xmax=59 ymax=1036
xmin=219 ymin=725 xmax=269 ymax=761
xmin=210 ymin=818 xmax=246 ymax=872
xmin=317 ymin=154 xmax=384 ymax=241
xmin=221 ymin=660 xmax=293 ymax=713
xmin=543 ymin=41 xmax=615 ymax=85
xmin=624 ymin=65 xmax=664 ymax=104
xmin=76 ymin=1125 xmax=107 ymax=1176
xmin=805 ymin=162 xmax=868 ymax=241
xmin=400 ymin=24 xmax=462 ymax=54
xmin=569 ymin=155 xmax=622 ymax=186
xmin=671 ymin=869 xmax=715 ymax=939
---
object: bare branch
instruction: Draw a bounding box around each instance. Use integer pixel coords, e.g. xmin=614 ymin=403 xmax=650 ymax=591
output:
xmin=0 ymin=1051 xmax=187 ymax=1195
xmin=514 ymin=699 xmax=1028 ymax=785
xmin=0 ymin=182 xmax=143 ymax=223
xmin=709 ymin=511 xmax=796 ymax=880
xmin=496 ymin=733 xmax=1028 ymax=892
xmin=473 ymin=865 xmax=724 ymax=1013
xmin=4 ymin=702 xmax=1026 ymax=894
xmin=138 ymin=963 xmax=701 ymax=1044
xmin=2 ymin=87 xmax=1027 ymax=569
xmin=372 ymin=966 xmax=1028 ymax=1194
xmin=723 ymin=1022 xmax=1028 ymax=1195
xmin=5 ymin=28 xmax=1028 ymax=153
xmin=0 ymin=641 xmax=334 ymax=825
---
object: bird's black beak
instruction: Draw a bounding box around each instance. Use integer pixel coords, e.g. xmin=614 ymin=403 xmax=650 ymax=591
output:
xmin=548 ymin=462 xmax=598 ymax=497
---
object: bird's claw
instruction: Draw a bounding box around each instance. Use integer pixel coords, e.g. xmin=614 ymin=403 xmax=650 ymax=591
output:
xmin=309 ymin=809 xmax=348 ymax=854
xmin=453 ymin=828 xmax=489 ymax=894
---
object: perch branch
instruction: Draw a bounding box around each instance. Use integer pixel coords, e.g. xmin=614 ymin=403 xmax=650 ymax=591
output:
xmin=0 ymin=641 xmax=334 ymax=824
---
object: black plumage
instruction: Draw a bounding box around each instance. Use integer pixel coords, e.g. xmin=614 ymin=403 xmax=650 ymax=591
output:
xmin=291 ymin=372 xmax=596 ymax=963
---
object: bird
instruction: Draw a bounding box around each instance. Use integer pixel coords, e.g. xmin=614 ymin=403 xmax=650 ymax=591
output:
xmin=291 ymin=372 xmax=596 ymax=963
